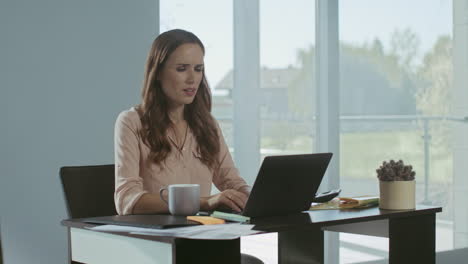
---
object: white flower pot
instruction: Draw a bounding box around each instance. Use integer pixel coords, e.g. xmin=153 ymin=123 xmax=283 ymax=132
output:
xmin=379 ymin=180 xmax=415 ymax=210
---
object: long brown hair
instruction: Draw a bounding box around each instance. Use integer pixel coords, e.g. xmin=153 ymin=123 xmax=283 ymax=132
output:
xmin=137 ymin=29 xmax=220 ymax=169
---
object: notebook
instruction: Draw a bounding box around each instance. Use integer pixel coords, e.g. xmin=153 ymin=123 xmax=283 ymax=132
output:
xmin=237 ymin=152 xmax=333 ymax=218
xmin=82 ymin=214 xmax=199 ymax=229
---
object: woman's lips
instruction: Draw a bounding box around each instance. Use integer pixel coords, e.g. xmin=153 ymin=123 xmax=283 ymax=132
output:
xmin=183 ymin=88 xmax=196 ymax=96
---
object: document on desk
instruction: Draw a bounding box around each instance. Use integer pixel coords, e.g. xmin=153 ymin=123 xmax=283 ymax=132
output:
xmin=89 ymin=223 xmax=260 ymax=240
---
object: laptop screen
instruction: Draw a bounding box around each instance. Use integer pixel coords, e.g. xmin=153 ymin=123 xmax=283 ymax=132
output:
xmin=242 ymin=152 xmax=333 ymax=218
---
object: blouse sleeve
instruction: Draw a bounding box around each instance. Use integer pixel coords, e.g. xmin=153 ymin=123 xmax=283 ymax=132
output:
xmin=114 ymin=110 xmax=148 ymax=215
xmin=212 ymin=122 xmax=250 ymax=192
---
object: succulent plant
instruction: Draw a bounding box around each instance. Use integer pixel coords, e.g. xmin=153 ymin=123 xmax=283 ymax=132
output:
xmin=376 ymin=160 xmax=416 ymax=181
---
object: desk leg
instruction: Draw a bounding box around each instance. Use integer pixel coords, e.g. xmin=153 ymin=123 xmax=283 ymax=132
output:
xmin=66 ymin=228 xmax=82 ymax=264
xmin=389 ymin=213 xmax=436 ymax=264
xmin=174 ymin=238 xmax=240 ymax=264
xmin=278 ymin=227 xmax=324 ymax=264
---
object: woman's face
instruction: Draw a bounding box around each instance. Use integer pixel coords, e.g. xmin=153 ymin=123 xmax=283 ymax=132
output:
xmin=159 ymin=43 xmax=204 ymax=108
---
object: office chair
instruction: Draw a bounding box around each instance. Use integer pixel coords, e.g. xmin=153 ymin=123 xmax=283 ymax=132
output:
xmin=60 ymin=164 xmax=117 ymax=219
xmin=60 ymin=164 xmax=263 ymax=264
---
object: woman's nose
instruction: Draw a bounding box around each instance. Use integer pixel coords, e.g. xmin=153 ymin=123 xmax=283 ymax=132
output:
xmin=186 ymin=70 xmax=195 ymax=83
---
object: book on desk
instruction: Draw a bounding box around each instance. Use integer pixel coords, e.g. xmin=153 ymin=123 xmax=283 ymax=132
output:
xmin=310 ymin=195 xmax=379 ymax=210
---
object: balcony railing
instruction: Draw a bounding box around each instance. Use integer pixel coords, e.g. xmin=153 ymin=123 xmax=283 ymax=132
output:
xmin=216 ymin=113 xmax=468 ymax=204
xmin=342 ymin=115 xmax=468 ymax=204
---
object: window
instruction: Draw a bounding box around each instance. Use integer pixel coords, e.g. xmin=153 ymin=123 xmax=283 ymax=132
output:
xmin=259 ymin=0 xmax=316 ymax=159
xmin=160 ymin=1 xmax=467 ymax=263
xmin=339 ymin=0 xmax=454 ymax=262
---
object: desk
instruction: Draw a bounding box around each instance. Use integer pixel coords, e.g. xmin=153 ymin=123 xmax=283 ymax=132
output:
xmin=62 ymin=205 xmax=441 ymax=264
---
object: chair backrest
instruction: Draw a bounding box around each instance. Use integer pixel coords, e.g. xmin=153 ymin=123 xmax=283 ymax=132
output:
xmin=60 ymin=164 xmax=117 ymax=219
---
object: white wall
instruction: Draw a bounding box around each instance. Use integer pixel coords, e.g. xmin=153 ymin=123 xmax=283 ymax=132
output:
xmin=0 ymin=0 xmax=158 ymax=263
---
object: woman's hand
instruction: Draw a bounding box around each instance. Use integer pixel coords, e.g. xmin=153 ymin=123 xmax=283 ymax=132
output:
xmin=200 ymin=189 xmax=249 ymax=212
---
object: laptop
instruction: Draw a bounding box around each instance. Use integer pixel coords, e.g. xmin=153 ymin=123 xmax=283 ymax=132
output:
xmin=236 ymin=152 xmax=333 ymax=218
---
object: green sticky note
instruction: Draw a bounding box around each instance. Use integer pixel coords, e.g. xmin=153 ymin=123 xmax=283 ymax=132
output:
xmin=211 ymin=211 xmax=250 ymax=223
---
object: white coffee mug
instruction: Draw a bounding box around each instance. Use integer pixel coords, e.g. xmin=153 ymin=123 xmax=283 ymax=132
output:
xmin=159 ymin=184 xmax=200 ymax=216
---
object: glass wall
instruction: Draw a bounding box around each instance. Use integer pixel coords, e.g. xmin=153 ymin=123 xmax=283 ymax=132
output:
xmin=160 ymin=1 xmax=467 ymax=263
xmin=339 ymin=0 xmax=454 ymax=262
xmin=259 ymin=0 xmax=316 ymax=159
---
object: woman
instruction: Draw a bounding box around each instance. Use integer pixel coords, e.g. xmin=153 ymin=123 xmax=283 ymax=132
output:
xmin=114 ymin=29 xmax=250 ymax=215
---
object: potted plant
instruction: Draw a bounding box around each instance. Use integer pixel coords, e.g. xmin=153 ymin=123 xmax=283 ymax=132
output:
xmin=376 ymin=160 xmax=416 ymax=210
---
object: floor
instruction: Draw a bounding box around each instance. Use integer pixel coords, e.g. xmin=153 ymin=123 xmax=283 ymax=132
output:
xmin=240 ymin=220 xmax=455 ymax=264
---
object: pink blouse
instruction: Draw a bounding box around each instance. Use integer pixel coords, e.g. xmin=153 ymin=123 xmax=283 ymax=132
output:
xmin=114 ymin=107 xmax=248 ymax=215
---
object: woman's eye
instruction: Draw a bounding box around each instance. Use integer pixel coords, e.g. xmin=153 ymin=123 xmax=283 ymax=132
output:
xmin=195 ymin=67 xmax=204 ymax=72
xmin=176 ymin=67 xmax=186 ymax=72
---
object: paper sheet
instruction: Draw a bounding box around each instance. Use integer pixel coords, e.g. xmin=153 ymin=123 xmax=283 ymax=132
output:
xmin=89 ymin=223 xmax=261 ymax=240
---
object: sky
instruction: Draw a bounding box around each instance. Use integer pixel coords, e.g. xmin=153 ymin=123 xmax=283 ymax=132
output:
xmin=160 ymin=0 xmax=452 ymax=88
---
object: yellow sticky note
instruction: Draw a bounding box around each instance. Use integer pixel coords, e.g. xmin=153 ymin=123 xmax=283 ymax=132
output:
xmin=187 ymin=216 xmax=226 ymax=225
